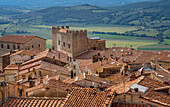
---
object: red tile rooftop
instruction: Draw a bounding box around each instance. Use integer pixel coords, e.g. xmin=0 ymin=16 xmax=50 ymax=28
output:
xmin=21 ymin=49 xmax=68 ymax=65
xmin=0 ymin=97 xmax=65 ymax=107
xmin=4 ymin=64 xmax=18 ymax=70
xmin=107 ymin=76 xmax=145 ymax=94
xmin=152 ymin=51 xmax=170 ymax=62
xmin=112 ymin=103 xmax=151 ymax=107
xmin=10 ymin=50 xmax=35 ymax=57
xmin=0 ymin=35 xmax=46 ymax=44
xmin=62 ymin=87 xmax=114 ymax=107
xmin=138 ymin=77 xmax=170 ymax=106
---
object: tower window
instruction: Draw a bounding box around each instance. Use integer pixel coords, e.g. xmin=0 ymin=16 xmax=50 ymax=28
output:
xmin=1 ymin=44 xmax=3 ymax=48
xmin=67 ymin=56 xmax=69 ymax=61
xmin=17 ymin=45 xmax=20 ymax=49
xmin=32 ymin=45 xmax=34 ymax=48
xmin=7 ymin=44 xmax=10 ymax=49
xmin=58 ymin=40 xmax=60 ymax=45
xmin=68 ymin=44 xmax=70 ymax=48
xmin=38 ymin=44 xmax=40 ymax=47
xmin=13 ymin=45 xmax=16 ymax=50
xmin=73 ymin=65 xmax=76 ymax=69
xmin=63 ymin=42 xmax=65 ymax=47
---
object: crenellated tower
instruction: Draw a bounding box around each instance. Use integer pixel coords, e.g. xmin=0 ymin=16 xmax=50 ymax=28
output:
xmin=52 ymin=26 xmax=88 ymax=58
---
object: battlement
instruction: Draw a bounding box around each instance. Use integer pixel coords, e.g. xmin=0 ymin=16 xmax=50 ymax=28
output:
xmin=52 ymin=26 xmax=87 ymax=34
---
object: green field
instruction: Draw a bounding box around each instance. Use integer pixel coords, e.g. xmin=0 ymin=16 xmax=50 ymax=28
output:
xmin=71 ymin=25 xmax=141 ymax=33
xmin=4 ymin=24 xmax=52 ymax=39
xmin=46 ymin=39 xmax=52 ymax=49
xmin=106 ymin=41 xmax=157 ymax=49
xmin=34 ymin=25 xmax=141 ymax=33
xmin=133 ymin=28 xmax=159 ymax=37
xmin=1 ymin=24 xmax=169 ymax=51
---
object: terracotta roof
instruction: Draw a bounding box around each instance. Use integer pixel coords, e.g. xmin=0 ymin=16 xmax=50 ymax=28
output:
xmin=153 ymin=65 xmax=170 ymax=83
xmin=138 ymin=77 xmax=170 ymax=106
xmin=75 ymin=50 xmax=104 ymax=59
xmin=152 ymin=51 xmax=170 ymax=62
xmin=107 ymin=76 xmax=145 ymax=94
xmin=0 ymin=97 xmax=65 ymax=107
xmin=4 ymin=64 xmax=18 ymax=70
xmin=63 ymin=74 xmax=115 ymax=86
xmin=46 ymin=79 xmax=78 ymax=91
xmin=105 ymin=73 xmax=129 ymax=85
xmin=85 ymin=58 xmax=122 ymax=74
xmin=133 ymin=51 xmax=158 ymax=64
xmin=22 ymin=49 xmax=68 ymax=65
xmin=15 ymin=60 xmax=70 ymax=77
xmin=0 ymin=35 xmax=46 ymax=44
xmin=62 ymin=87 xmax=114 ymax=107
xmin=112 ymin=103 xmax=151 ymax=107
xmin=102 ymin=47 xmax=134 ymax=58
xmin=10 ymin=50 xmax=35 ymax=57
xmin=88 ymin=38 xmax=106 ymax=42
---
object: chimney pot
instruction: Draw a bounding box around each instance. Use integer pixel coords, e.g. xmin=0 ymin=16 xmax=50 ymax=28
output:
xmin=66 ymin=25 xmax=69 ymax=29
xmin=134 ymin=88 xmax=138 ymax=92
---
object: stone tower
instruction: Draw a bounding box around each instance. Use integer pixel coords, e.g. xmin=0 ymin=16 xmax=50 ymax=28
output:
xmin=52 ymin=26 xmax=87 ymax=58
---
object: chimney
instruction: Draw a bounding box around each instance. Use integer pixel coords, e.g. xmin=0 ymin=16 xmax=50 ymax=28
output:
xmin=116 ymin=57 xmax=118 ymax=61
xmin=58 ymin=53 xmax=60 ymax=59
xmin=130 ymin=73 xmax=136 ymax=81
xmin=66 ymin=25 xmax=69 ymax=29
xmin=61 ymin=26 xmax=64 ymax=29
xmin=40 ymin=77 xmax=43 ymax=84
xmin=83 ymin=73 xmax=86 ymax=79
xmin=84 ymin=30 xmax=87 ymax=33
xmin=29 ymin=80 xmax=35 ymax=88
xmin=49 ymin=48 xmax=51 ymax=52
xmin=71 ymin=70 xmax=74 ymax=79
xmin=134 ymin=88 xmax=138 ymax=92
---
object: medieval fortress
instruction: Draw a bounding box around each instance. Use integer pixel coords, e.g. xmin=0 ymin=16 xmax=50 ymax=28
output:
xmin=52 ymin=25 xmax=105 ymax=57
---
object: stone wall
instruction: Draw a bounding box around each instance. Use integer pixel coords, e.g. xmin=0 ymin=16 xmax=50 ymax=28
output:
xmin=24 ymin=37 xmax=46 ymax=52
xmin=87 ymin=38 xmax=105 ymax=50
xmin=52 ymin=26 xmax=87 ymax=57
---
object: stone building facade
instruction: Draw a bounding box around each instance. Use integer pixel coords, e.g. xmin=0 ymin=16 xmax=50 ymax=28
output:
xmin=52 ymin=26 xmax=105 ymax=58
xmin=0 ymin=35 xmax=46 ymax=56
xmin=0 ymin=35 xmax=46 ymax=72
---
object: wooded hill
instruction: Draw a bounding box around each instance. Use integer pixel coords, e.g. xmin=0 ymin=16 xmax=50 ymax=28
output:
xmin=11 ymin=0 xmax=170 ymax=28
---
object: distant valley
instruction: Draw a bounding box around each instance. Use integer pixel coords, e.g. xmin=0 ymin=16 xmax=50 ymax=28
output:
xmin=0 ymin=0 xmax=169 ymax=51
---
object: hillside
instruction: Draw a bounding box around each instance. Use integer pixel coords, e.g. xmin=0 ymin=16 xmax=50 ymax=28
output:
xmin=12 ymin=0 xmax=170 ymax=28
xmin=12 ymin=4 xmax=112 ymax=25
xmin=110 ymin=0 xmax=170 ymax=27
xmin=0 ymin=0 xmax=157 ymax=7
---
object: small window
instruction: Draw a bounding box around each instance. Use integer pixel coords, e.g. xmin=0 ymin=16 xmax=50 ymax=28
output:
xmin=73 ymin=65 xmax=76 ymax=69
xmin=32 ymin=45 xmax=34 ymax=48
xmin=68 ymin=44 xmax=70 ymax=48
xmin=39 ymin=71 xmax=42 ymax=77
xmin=63 ymin=42 xmax=65 ymax=47
xmin=1 ymin=44 xmax=3 ymax=48
xmin=58 ymin=40 xmax=60 ymax=45
xmin=38 ymin=44 xmax=40 ymax=47
xmin=52 ymin=46 xmax=55 ymax=50
xmin=67 ymin=56 xmax=69 ymax=61
xmin=13 ymin=45 xmax=16 ymax=50
xmin=7 ymin=44 xmax=10 ymax=49
xmin=28 ymin=68 xmax=30 ymax=72
xmin=17 ymin=45 xmax=20 ymax=49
